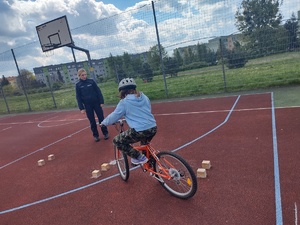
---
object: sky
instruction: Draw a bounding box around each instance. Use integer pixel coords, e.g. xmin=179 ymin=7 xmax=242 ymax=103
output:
xmin=100 ymin=0 xmax=141 ymax=10
xmin=0 ymin=0 xmax=299 ymax=77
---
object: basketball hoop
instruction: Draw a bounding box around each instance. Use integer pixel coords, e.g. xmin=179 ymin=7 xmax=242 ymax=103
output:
xmin=36 ymin=16 xmax=73 ymax=53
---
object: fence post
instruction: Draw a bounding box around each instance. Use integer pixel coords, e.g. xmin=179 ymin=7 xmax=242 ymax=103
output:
xmin=11 ymin=49 xmax=32 ymax=111
xmin=152 ymin=1 xmax=168 ymax=97
xmin=219 ymin=39 xmax=227 ymax=92
xmin=69 ymin=46 xmax=96 ymax=82
xmin=46 ymin=74 xmax=57 ymax=109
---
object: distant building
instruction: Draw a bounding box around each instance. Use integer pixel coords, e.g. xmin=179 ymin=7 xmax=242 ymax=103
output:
xmin=173 ymin=34 xmax=242 ymax=57
xmin=34 ymin=52 xmax=149 ymax=86
xmin=174 ymin=44 xmax=198 ymax=58
xmin=207 ymin=34 xmax=241 ymax=52
xmin=34 ymin=58 xmax=109 ymax=86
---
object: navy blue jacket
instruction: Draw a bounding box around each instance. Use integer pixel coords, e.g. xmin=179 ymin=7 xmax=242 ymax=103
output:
xmin=75 ymin=78 xmax=104 ymax=110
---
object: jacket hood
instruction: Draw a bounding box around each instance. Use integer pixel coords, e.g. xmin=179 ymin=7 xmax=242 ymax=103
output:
xmin=124 ymin=92 xmax=146 ymax=106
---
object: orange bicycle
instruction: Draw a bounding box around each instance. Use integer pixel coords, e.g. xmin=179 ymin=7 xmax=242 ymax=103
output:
xmin=113 ymin=119 xmax=197 ymax=199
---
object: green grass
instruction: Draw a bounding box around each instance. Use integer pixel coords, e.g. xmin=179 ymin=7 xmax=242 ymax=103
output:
xmin=272 ymin=85 xmax=300 ymax=107
xmin=0 ymin=51 xmax=299 ymax=115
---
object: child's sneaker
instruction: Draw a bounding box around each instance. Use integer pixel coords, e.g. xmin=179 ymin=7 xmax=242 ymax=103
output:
xmin=131 ymin=154 xmax=148 ymax=165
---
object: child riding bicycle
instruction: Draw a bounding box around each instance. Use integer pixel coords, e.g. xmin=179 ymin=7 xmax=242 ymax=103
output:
xmin=100 ymin=78 xmax=157 ymax=165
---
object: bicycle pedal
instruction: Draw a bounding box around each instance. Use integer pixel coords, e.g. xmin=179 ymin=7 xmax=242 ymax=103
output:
xmin=149 ymin=172 xmax=156 ymax=177
xmin=131 ymin=163 xmax=139 ymax=167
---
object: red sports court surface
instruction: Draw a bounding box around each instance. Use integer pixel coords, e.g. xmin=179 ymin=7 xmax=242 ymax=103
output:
xmin=0 ymin=93 xmax=299 ymax=225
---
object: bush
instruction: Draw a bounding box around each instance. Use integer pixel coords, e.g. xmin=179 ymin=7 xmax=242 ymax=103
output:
xmin=2 ymin=85 xmax=14 ymax=96
xmin=179 ymin=61 xmax=209 ymax=71
xmin=13 ymin=89 xmax=23 ymax=96
xmin=226 ymin=51 xmax=248 ymax=69
xmin=52 ymin=82 xmax=63 ymax=90
xmin=140 ymin=63 xmax=154 ymax=82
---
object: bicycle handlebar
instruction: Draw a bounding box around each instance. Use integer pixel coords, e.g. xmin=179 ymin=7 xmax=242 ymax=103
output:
xmin=113 ymin=118 xmax=126 ymax=133
xmin=115 ymin=118 xmax=126 ymax=126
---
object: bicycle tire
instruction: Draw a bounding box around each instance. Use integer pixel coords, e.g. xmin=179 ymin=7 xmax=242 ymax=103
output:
xmin=154 ymin=151 xmax=197 ymax=199
xmin=114 ymin=145 xmax=130 ymax=181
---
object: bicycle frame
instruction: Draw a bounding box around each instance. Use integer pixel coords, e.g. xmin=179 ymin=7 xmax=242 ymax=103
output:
xmin=134 ymin=144 xmax=176 ymax=180
xmin=113 ymin=118 xmax=197 ymax=199
xmin=115 ymin=119 xmax=176 ymax=180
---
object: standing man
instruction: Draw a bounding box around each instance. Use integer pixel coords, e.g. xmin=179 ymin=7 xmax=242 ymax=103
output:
xmin=76 ymin=68 xmax=109 ymax=142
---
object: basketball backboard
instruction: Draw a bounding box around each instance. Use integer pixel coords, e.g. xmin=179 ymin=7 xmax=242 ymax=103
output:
xmin=36 ymin=16 xmax=73 ymax=52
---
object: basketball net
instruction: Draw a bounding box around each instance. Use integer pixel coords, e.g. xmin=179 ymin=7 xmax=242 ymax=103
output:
xmin=45 ymin=50 xmax=54 ymax=57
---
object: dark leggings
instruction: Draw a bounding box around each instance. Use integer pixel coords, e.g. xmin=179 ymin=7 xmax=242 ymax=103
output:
xmin=113 ymin=126 xmax=157 ymax=158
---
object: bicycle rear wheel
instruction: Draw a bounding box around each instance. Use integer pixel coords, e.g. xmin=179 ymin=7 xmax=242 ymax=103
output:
xmin=154 ymin=151 xmax=197 ymax=199
xmin=114 ymin=145 xmax=129 ymax=181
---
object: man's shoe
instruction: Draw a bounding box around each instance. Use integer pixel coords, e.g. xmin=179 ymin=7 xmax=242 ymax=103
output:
xmin=131 ymin=154 xmax=148 ymax=165
xmin=94 ymin=136 xmax=100 ymax=142
xmin=104 ymin=134 xmax=109 ymax=140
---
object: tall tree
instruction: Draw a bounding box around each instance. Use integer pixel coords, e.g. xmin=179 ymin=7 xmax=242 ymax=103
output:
xmin=205 ymin=49 xmax=217 ymax=66
xmin=57 ymin=70 xmax=64 ymax=83
xmin=182 ymin=47 xmax=196 ymax=65
xmin=122 ymin=52 xmax=135 ymax=77
xmin=16 ymin=69 xmax=45 ymax=90
xmin=107 ymin=54 xmax=126 ymax=82
xmin=147 ymin=44 xmax=168 ymax=71
xmin=183 ymin=48 xmax=190 ymax=65
xmin=140 ymin=63 xmax=154 ymax=82
xmin=131 ymin=57 xmax=143 ymax=77
xmin=17 ymin=69 xmax=34 ymax=90
xmin=284 ymin=13 xmax=299 ymax=50
xmin=173 ymin=49 xmax=183 ymax=67
xmin=235 ymin=0 xmax=283 ymax=55
xmin=188 ymin=47 xmax=195 ymax=63
xmin=107 ymin=53 xmax=117 ymax=79
xmin=164 ymin=57 xmax=179 ymax=77
xmin=196 ymin=43 xmax=207 ymax=62
xmin=1 ymin=75 xmax=10 ymax=86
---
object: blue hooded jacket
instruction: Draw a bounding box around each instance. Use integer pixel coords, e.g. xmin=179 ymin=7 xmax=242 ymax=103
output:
xmin=102 ymin=92 xmax=156 ymax=132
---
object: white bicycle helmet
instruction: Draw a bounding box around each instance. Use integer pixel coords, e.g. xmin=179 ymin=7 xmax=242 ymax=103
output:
xmin=118 ymin=78 xmax=137 ymax=91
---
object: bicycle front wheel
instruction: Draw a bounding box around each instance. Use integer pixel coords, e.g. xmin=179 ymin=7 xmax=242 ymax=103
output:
xmin=154 ymin=151 xmax=197 ymax=199
xmin=114 ymin=145 xmax=129 ymax=181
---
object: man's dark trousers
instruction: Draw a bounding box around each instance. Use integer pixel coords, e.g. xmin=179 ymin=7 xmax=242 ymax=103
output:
xmin=85 ymin=103 xmax=108 ymax=137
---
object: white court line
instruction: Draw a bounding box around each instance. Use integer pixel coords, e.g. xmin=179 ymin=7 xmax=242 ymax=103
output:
xmin=172 ymin=95 xmax=240 ymax=152
xmin=0 ymin=118 xmax=86 ymax=126
xmin=0 ymin=94 xmax=282 ymax=216
xmin=37 ymin=115 xmax=59 ymax=127
xmin=37 ymin=117 xmax=101 ymax=128
xmin=38 ymin=120 xmax=79 ymax=128
xmin=271 ymin=92 xmax=283 ymax=225
xmin=37 ymin=115 xmax=78 ymax=128
xmin=295 ymin=202 xmax=298 ymax=225
xmin=0 ymin=95 xmax=241 ymax=215
xmin=0 ymin=126 xmax=12 ymax=132
xmin=155 ymin=106 xmax=270 ymax=117
xmin=0 ymin=126 xmax=90 ymax=170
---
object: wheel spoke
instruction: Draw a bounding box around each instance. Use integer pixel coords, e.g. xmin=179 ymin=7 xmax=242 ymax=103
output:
xmin=154 ymin=151 xmax=197 ymax=199
xmin=114 ymin=145 xmax=129 ymax=181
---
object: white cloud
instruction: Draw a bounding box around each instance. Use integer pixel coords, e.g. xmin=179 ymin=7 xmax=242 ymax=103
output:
xmin=0 ymin=0 xmax=299 ymax=77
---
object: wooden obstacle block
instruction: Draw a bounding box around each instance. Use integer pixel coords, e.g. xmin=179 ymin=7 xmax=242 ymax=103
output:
xmin=48 ymin=154 xmax=55 ymax=161
xmin=197 ymin=168 xmax=207 ymax=178
xmin=38 ymin=159 xmax=45 ymax=166
xmin=101 ymin=163 xmax=110 ymax=171
xmin=202 ymin=160 xmax=211 ymax=169
xmin=92 ymin=170 xmax=101 ymax=178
